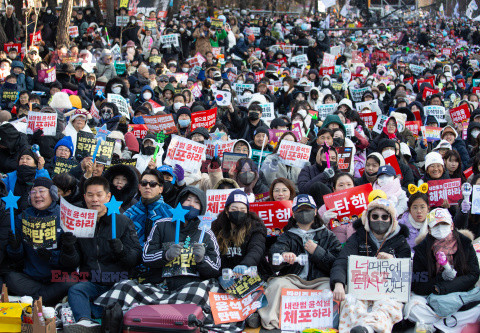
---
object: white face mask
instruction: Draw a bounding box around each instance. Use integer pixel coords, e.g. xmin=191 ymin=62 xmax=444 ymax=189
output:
xmin=342 ymin=72 xmax=351 ymax=82
xmin=131 ymin=19 xmax=136 ymax=24
xmin=112 ymin=86 xmax=122 ymax=94
xmin=283 ymin=85 xmax=290 ymax=91
xmin=174 ymin=102 xmax=184 ymax=111
xmin=143 ymin=91 xmax=152 ymax=100
xmin=472 ymin=101 xmax=479 ymax=109
xmin=182 ymin=68 xmax=189 ymax=73
xmin=430 ymin=224 xmax=451 ymax=240
xmin=382 ymin=149 xmax=395 ymax=158
xmin=472 ymin=129 xmax=480 ymax=138
xmin=377 ymin=174 xmax=394 ymax=187
xmin=323 ymin=80 xmax=330 ymax=86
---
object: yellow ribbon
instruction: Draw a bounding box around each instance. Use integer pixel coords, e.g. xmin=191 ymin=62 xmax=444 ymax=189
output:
xmin=408 ymin=183 xmax=429 ymax=195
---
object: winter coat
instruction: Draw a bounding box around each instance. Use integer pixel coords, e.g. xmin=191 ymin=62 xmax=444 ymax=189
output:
xmin=229 ymin=109 xmax=269 ymax=142
xmin=0 ymin=123 xmax=29 ymax=173
xmin=262 ymin=153 xmax=301 ymax=192
xmin=95 ymin=60 xmax=117 ymax=81
xmin=103 ymin=164 xmax=139 ymax=211
xmin=298 ymin=163 xmax=334 ymax=194
xmin=192 ymin=28 xmax=213 ymax=56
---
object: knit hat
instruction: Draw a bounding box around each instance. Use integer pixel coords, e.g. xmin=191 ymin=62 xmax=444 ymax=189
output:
xmin=33 ymin=177 xmax=54 ymax=189
xmin=188 ymin=127 xmax=210 ymax=140
xmin=19 ymin=146 xmax=39 ymax=166
xmin=225 ymin=189 xmax=249 ymax=208
xmin=254 ymin=126 xmax=270 ymax=139
xmin=124 ymin=131 xmax=139 ymax=153
xmin=54 ymin=136 xmax=74 ymax=158
xmin=440 ymin=125 xmax=458 ymax=140
xmin=425 ymin=151 xmax=444 ymax=169
xmin=390 ymin=112 xmax=407 ymax=131
xmin=176 ymin=106 xmax=191 ymax=119
xmin=367 ymin=152 xmax=385 ymax=167
xmin=361 ymin=198 xmax=398 ymax=235
xmin=292 ymin=194 xmax=317 ymax=212
xmin=338 ymin=98 xmax=353 ymax=110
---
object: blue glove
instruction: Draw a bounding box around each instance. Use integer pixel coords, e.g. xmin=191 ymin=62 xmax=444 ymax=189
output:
xmin=233 ymin=265 xmax=247 ymax=275
xmin=174 ymin=164 xmax=185 ymax=183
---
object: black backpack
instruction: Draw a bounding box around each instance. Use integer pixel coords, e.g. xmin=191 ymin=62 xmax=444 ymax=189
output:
xmin=101 ymin=302 xmax=123 ymax=333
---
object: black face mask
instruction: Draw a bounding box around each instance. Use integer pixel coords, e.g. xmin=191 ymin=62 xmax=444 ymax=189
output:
xmin=229 ymin=211 xmax=247 ymax=226
xmin=248 ymin=112 xmax=260 ymax=121
xmin=17 ymin=165 xmax=37 ymax=182
xmin=144 ymin=146 xmax=155 ymax=155
xmin=295 ymin=210 xmax=316 ymax=225
xmin=333 ymin=137 xmax=344 ymax=147
xmin=369 ymin=220 xmax=391 ymax=235
xmin=378 ymin=86 xmax=387 ymax=92
xmin=238 ymin=171 xmax=256 ymax=185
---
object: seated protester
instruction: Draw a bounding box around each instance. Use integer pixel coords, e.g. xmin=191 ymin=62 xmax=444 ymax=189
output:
xmin=433 ymin=139 xmax=452 ymax=157
xmin=133 ymin=134 xmax=164 ymax=174
xmin=298 ymin=144 xmax=338 ymax=193
xmin=405 ymin=208 xmax=480 ymax=332
xmin=229 ymin=158 xmax=269 ymax=201
xmin=454 ymin=174 xmax=480 ymax=238
xmin=63 ymin=109 xmax=93 ymax=157
xmin=67 ymin=177 xmax=141 ymax=330
xmin=104 ymin=164 xmax=139 ymax=212
xmin=259 ymin=194 xmax=342 ymax=329
xmin=46 ymin=136 xmax=75 ymax=175
xmin=372 ymin=165 xmax=408 ymax=217
xmin=438 ymin=125 xmax=471 ymax=170
xmin=0 ymin=123 xmax=29 ymax=174
xmin=309 ymin=128 xmax=334 ymax=165
xmin=3 ymin=146 xmax=49 ymax=212
xmin=377 ymin=139 xmax=415 ymax=189
xmin=398 ymin=192 xmax=430 ymax=252
xmin=330 ymin=127 xmax=356 ymax=175
xmin=249 ymin=126 xmax=273 ymax=151
xmin=125 ymin=169 xmax=172 ymax=247
xmin=157 ymin=165 xmax=185 ymax=208
xmin=269 ymin=178 xmax=296 ymax=202
xmin=368 ymin=116 xmax=399 ymax=155
xmin=232 ymin=139 xmax=252 ymax=158
xmin=443 ymin=150 xmax=467 ymax=183
xmin=175 ymin=106 xmax=192 ymax=137
xmin=261 ymin=132 xmax=301 ymax=191
xmin=419 ymin=152 xmax=451 ymax=205
xmin=76 ymin=156 xmax=106 ymax=199
xmin=331 ymin=198 xmax=411 ymax=333
xmin=355 ymin=153 xmax=385 ymax=186
xmin=52 ymin=173 xmax=82 ymax=206
xmin=5 ymin=178 xmax=77 ymax=305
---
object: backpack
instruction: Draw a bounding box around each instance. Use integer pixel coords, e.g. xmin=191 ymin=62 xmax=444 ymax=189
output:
xmin=101 ymin=302 xmax=123 ymax=333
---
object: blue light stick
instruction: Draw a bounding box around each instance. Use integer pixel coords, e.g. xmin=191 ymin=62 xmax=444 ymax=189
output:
xmin=2 ymin=191 xmax=20 ymax=235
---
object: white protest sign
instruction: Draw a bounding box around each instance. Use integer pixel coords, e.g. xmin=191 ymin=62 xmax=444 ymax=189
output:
xmin=250 ymin=27 xmax=261 ymax=36
xmin=107 ymin=93 xmax=130 ymax=120
xmin=233 ymin=83 xmax=255 ymax=95
xmin=317 ymin=103 xmax=338 ymax=120
xmin=330 ymin=45 xmax=342 ymax=57
xmin=290 ymin=54 xmax=308 ymax=66
xmin=373 ymin=114 xmax=389 ymax=134
xmin=27 ymin=111 xmax=57 ymax=136
xmin=322 ymin=0 xmax=336 ymax=8
xmin=355 ymin=99 xmax=382 ymax=114
xmin=409 ymin=64 xmax=425 ymax=76
xmin=237 ymin=94 xmax=253 ymax=107
xmin=206 ymin=188 xmax=240 ymax=216
xmin=350 ymin=86 xmax=371 ymax=102
xmin=160 ymin=34 xmax=179 ymax=47
xmin=322 ymin=53 xmax=335 ymax=67
xmin=68 ymin=26 xmax=79 ymax=38
xmin=164 ymin=135 xmax=206 ymax=174
xmin=260 ymin=103 xmax=275 ymax=121
xmin=204 ymin=140 xmax=236 ymax=160
xmin=424 ymin=105 xmax=446 ymax=121
xmin=472 ymin=185 xmax=480 ymax=214
xmin=347 ymin=255 xmax=412 ymax=303
xmin=60 ymin=197 xmax=97 ymax=238
xmin=215 ymin=90 xmax=232 ymax=106
xmin=344 ymin=123 xmax=355 ymax=138
xmin=277 ymin=141 xmax=312 ymax=168
xmin=116 ymin=16 xmax=129 ymax=27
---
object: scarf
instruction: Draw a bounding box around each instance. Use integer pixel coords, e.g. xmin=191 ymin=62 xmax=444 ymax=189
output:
xmin=408 ymin=213 xmax=429 ymax=245
xmin=432 ymin=232 xmax=458 ymax=273
xmin=365 ymin=171 xmax=377 ymax=184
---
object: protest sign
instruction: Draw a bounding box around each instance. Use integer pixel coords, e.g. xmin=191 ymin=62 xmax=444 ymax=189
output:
xmin=422 ymin=87 xmax=439 ymax=99
xmin=347 ymin=255 xmax=411 ymax=303
xmin=116 ymin=16 xmax=129 ymax=27
xmin=209 ymin=289 xmax=264 ymax=325
xmin=233 ymin=83 xmax=255 ymax=95
xmin=94 ymin=138 xmax=115 ymax=165
xmin=144 ymin=19 xmax=157 ymax=30
xmin=254 ymin=70 xmax=265 ymax=83
xmin=1 ymin=89 xmax=18 ymax=103
xmin=336 ymin=147 xmax=353 ymax=171
xmin=107 ymin=158 xmax=137 ymax=169
xmin=68 ymin=26 xmax=79 ymax=38
xmin=60 ymin=198 xmax=97 ymax=238
xmin=37 ymin=66 xmax=56 ymax=83
xmin=277 ymin=141 xmax=311 ymax=168
xmin=359 ymin=112 xmax=378 ymax=129
xmin=206 ymin=188 xmax=239 ymax=216
xmin=417 ymin=78 xmax=435 ymax=90
xmin=160 ymin=34 xmax=179 ymax=47
xmin=222 ymin=152 xmax=246 ymax=173
xmin=349 ymin=87 xmax=371 ymax=102
xmin=318 ymin=66 xmax=334 ymax=76
xmin=164 ymin=135 xmax=206 ymax=174
xmin=249 ymin=201 xmax=292 ymax=235
xmin=3 ymin=42 xmax=21 ymax=54
xmin=215 ymin=90 xmax=232 ymax=106
xmin=143 ymin=114 xmax=177 ymax=134
xmin=204 ymin=140 xmax=236 ymax=160
xmin=405 ymin=121 xmax=422 ymax=138
xmin=114 ymin=61 xmax=126 ymax=75
xmin=128 ymin=124 xmax=148 ymax=139
xmin=449 ymin=104 xmax=471 ymax=124
xmin=352 ymin=51 xmax=363 ymax=64
xmin=27 ymin=111 xmax=57 ymax=136
xmin=317 ymin=103 xmax=338 ymax=120
xmin=162 ymin=243 xmax=198 ymax=277
xmin=190 ymin=82 xmax=202 ymax=98
xmin=427 ymin=178 xmax=462 ymax=206
xmin=409 ymin=64 xmax=425 ymax=76
xmin=75 ymin=131 xmax=115 ymax=164
xmin=291 ymin=54 xmax=308 ymax=66
xmin=29 ymin=30 xmax=42 ymax=46
xmin=268 ymin=130 xmax=290 ymax=148
xmin=324 ymin=184 xmax=372 ymax=229
xmin=384 ymin=155 xmax=403 ymax=179
xmin=471 ymin=185 xmax=480 ymax=214
xmin=251 ymin=149 xmax=272 ymax=166
xmin=53 ymin=158 xmax=79 ymax=176
xmin=21 ymin=214 xmax=57 ymax=250
xmin=420 ymin=126 xmax=442 ymax=142
xmin=186 ymin=53 xmax=206 ymax=67
xmin=372 ymin=114 xmax=388 ymax=134
xmin=260 ymin=103 xmax=275 ymax=121
xmin=280 ymin=289 xmax=339 ymax=331
xmin=322 ymin=53 xmax=335 ymax=67
xmin=464 ymin=166 xmax=474 ymax=179
xmin=424 ymin=105 xmax=446 ymax=121
xmin=191 ymin=107 xmax=217 ymax=130
xmin=355 ymin=99 xmax=381 ymax=114
xmin=255 ymin=192 xmax=270 ymax=202
xmin=107 ymin=93 xmax=130 ymax=119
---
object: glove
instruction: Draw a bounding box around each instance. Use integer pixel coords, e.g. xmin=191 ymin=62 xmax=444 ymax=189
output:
xmin=165 ymin=243 xmax=183 ymax=261
xmin=210 ymin=155 xmax=220 ymax=170
xmin=61 ymin=232 xmax=77 ymax=254
xmin=351 ymin=135 xmax=359 ymax=144
xmin=233 ymin=265 xmax=247 ymax=275
xmin=109 ymin=239 xmax=124 ymax=255
xmin=193 ymin=243 xmax=205 ymax=263
xmin=442 ymin=267 xmax=457 ymax=281
xmin=36 ymin=248 xmax=52 ymax=262
xmin=174 ymin=164 xmax=185 ymax=184
xmin=32 ymin=129 xmax=44 ymax=143
xmin=323 ymin=209 xmax=338 ymax=220
xmin=8 ymin=230 xmax=21 ymax=250
xmin=461 ymin=200 xmax=471 ymax=214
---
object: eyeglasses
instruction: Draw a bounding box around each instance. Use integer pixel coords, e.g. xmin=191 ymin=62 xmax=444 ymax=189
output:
xmin=140 ymin=180 xmax=160 ymax=188
xmin=371 ymin=213 xmax=390 ymax=221
xmin=30 ymin=189 xmax=48 ymax=196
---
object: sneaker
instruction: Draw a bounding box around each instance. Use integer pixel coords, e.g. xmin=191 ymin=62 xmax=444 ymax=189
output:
xmin=63 ymin=319 xmax=101 ymax=333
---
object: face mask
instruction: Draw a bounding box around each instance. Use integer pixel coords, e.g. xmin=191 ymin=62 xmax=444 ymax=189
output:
xmin=178 ymin=119 xmax=191 ymax=128
xmin=369 ymin=219 xmax=391 ymax=235
xmin=248 ymin=112 xmax=260 ymax=121
xmin=377 ymin=175 xmax=394 ymax=187
xmin=333 ymin=137 xmax=343 ymax=146
xmin=174 ymin=102 xmax=184 ymax=111
xmin=229 ymin=211 xmax=247 ymax=226
xmin=131 ymin=19 xmax=136 ymax=24
xmin=342 ymin=73 xmax=351 ymax=82
xmin=323 ymin=80 xmax=330 ymax=86
xmin=283 ymin=85 xmax=290 ymax=91
xmin=431 ymin=224 xmax=451 ymax=240
xmin=182 ymin=67 xmax=189 ymax=73
xmin=144 ymin=146 xmax=155 ymax=155
xmin=143 ymin=91 xmax=152 ymax=100
xmin=238 ymin=171 xmax=256 ymax=185
xmin=472 ymin=129 xmax=480 ymax=138
xmin=440 ymin=78 xmax=446 ymax=84
xmin=47 ymin=9 xmax=51 ymax=14
xmin=295 ymin=210 xmax=316 ymax=225
xmin=472 ymin=101 xmax=479 ymax=109
xmin=367 ymin=80 xmax=373 ymax=86
xmin=183 ymin=205 xmax=201 ymax=220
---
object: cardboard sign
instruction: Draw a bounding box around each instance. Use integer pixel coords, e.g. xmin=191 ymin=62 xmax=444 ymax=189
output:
xmin=277 ymin=141 xmax=311 ymax=169
xmin=27 ymin=111 xmax=57 ymax=136
xmin=164 ymin=135 xmax=206 ymax=174
xmin=372 ymin=114 xmax=389 ymax=134
xmin=68 ymin=26 xmax=79 ymax=38
xmin=355 ymin=99 xmax=381 ymax=114
xmin=160 ymin=34 xmax=179 ymax=47
xmin=318 ymin=66 xmax=334 ymax=76
xmin=421 ymin=126 xmax=442 ymax=142
xmin=53 ymin=158 xmax=79 ymax=176
xmin=359 ymin=112 xmax=378 ymax=129
xmin=128 ymin=124 xmax=148 ymax=139
xmin=204 ymin=140 xmax=236 ymax=160
xmin=260 ymin=103 xmax=275 ymax=121
xmin=471 ymin=185 xmax=480 ymax=214
xmin=163 ymin=243 xmax=198 ymax=277
xmin=280 ymin=289 xmax=339 ymax=331
xmin=449 ymin=104 xmax=471 ymax=124
xmin=249 ymin=201 xmax=292 ymax=235
xmin=347 ymin=255 xmax=411 ymax=303
xmin=191 ymin=107 xmax=217 ymax=131
xmin=29 ymin=30 xmax=42 ymax=46
xmin=206 ymin=188 xmax=239 ymax=216
xmin=37 ymin=66 xmax=56 ymax=83
xmin=324 ymin=184 xmax=372 ymax=229
xmin=60 ymin=198 xmax=97 ymax=238
xmin=3 ymin=42 xmax=21 ymax=54
xmin=143 ymin=114 xmax=177 ymax=134
xmin=317 ymin=103 xmax=338 ymax=120
xmin=21 ymin=214 xmax=57 ymax=250
xmin=107 ymin=93 xmax=130 ymax=119
xmin=336 ymin=147 xmax=353 ymax=171
xmin=209 ymin=289 xmax=264 ymax=325
xmin=405 ymin=121 xmax=422 ymax=138
xmin=221 ymin=152 xmax=246 ymax=173
xmin=427 ymin=178 xmax=462 ymax=206
xmin=349 ymin=87 xmax=371 ymax=102
xmin=233 ymin=83 xmax=255 ymax=95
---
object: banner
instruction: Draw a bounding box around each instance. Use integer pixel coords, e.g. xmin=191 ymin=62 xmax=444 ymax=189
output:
xmin=27 ymin=111 xmax=57 ymax=136
xmin=324 ymin=184 xmax=372 ymax=229
xmin=359 ymin=111 xmax=378 ymax=129
xmin=249 ymin=201 xmax=292 ymax=235
xmin=424 ymin=105 xmax=446 ymax=121
xmin=347 ymin=255 xmax=412 ymax=303
xmin=209 ymin=290 xmax=264 ymax=325
xmin=128 ymin=124 xmax=148 ymax=139
xmin=53 ymin=158 xmax=79 ymax=176
xmin=277 ymin=141 xmax=311 ymax=168
xmin=107 ymin=93 xmax=130 ymax=119
xmin=3 ymin=42 xmax=21 ymax=54
xmin=318 ymin=66 xmax=334 ymax=76
xmin=21 ymin=214 xmax=57 ymax=249
xmin=233 ymin=83 xmax=255 ymax=95
xmin=68 ymin=26 xmax=79 ymax=38
xmin=317 ymin=103 xmax=338 ymax=120
xmin=37 ymin=66 xmax=56 ymax=84
xmin=421 ymin=126 xmax=442 ymax=142
xmin=221 ymin=152 xmax=246 ymax=172
xmin=164 ymin=135 xmax=206 ymax=174
xmin=427 ymin=178 xmax=462 ymax=206
xmin=260 ymin=103 xmax=275 ymax=121
xmin=191 ymin=107 xmax=217 ymax=130
xmin=449 ymin=104 xmax=471 ymax=124
xmin=206 ymin=188 xmax=239 ymax=216
xmin=60 ymin=198 xmax=97 ymax=238
xmin=160 ymin=34 xmax=179 ymax=47
xmin=143 ymin=114 xmax=177 ymax=134
xmin=204 ymin=140 xmax=236 ymax=160
xmin=336 ymin=147 xmax=353 ymax=171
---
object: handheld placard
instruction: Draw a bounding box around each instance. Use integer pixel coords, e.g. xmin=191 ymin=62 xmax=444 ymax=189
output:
xmin=92 ymin=124 xmax=111 ymax=162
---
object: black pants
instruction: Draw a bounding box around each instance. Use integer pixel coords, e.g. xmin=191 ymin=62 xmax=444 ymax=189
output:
xmin=5 ymin=271 xmax=77 ymax=306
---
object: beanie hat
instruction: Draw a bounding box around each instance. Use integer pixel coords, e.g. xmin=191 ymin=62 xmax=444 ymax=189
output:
xmin=425 ymin=151 xmax=444 ymax=169
xmin=176 ymin=106 xmax=191 ymax=119
xmin=254 ymin=126 xmax=270 ymax=139
xmin=225 ymin=189 xmax=249 ymax=208
xmin=69 ymin=95 xmax=83 ymax=109
xmin=188 ymin=127 xmax=210 ymax=140
xmin=54 ymin=136 xmax=74 ymax=158
xmin=390 ymin=112 xmax=407 ymax=131
xmin=367 ymin=152 xmax=385 ymax=167
xmin=49 ymin=92 xmax=73 ymax=110
xmin=361 ymin=198 xmax=398 ymax=235
xmin=19 ymin=146 xmax=39 ymax=166
xmin=33 ymin=177 xmax=54 ymax=189
xmin=124 ymin=131 xmax=139 ymax=153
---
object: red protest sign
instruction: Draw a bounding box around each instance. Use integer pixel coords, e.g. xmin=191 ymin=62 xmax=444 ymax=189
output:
xmin=318 ymin=66 xmax=334 ymax=76
xmin=427 ymin=178 xmax=462 ymax=206
xmin=473 ymin=87 xmax=480 ymax=96
xmin=384 ymin=155 xmax=403 ymax=179
xmin=254 ymin=70 xmax=265 ymax=83
xmin=38 ymin=66 xmax=56 ymax=84
xmin=249 ymin=201 xmax=292 ymax=235
xmin=142 ymin=114 xmax=177 ymax=134
xmin=464 ymin=166 xmax=473 ymax=179
xmin=449 ymin=104 xmax=470 ymax=124
xmin=4 ymin=42 xmax=21 ymax=54
xmin=206 ymin=188 xmax=239 ymax=215
xmin=405 ymin=120 xmax=422 ymax=138
xmin=324 ymin=184 xmax=372 ymax=229
xmin=422 ymin=87 xmax=439 ymax=99
xmin=352 ymin=51 xmax=363 ymax=63
xmin=412 ymin=110 xmax=422 ymax=121
xmin=191 ymin=107 xmax=217 ymax=131
xmin=457 ymin=78 xmax=466 ymax=90
xmin=68 ymin=26 xmax=79 ymax=38
xmin=209 ymin=289 xmax=264 ymax=324
xmin=359 ymin=112 xmax=377 ymax=129
xmin=29 ymin=30 xmax=42 ymax=46
xmin=417 ymin=78 xmax=435 ymax=90
xmin=204 ymin=140 xmax=236 ymax=159
xmin=128 ymin=124 xmax=149 ymax=139
xmin=442 ymin=48 xmax=453 ymax=56
xmin=157 ymin=11 xmax=168 ymax=18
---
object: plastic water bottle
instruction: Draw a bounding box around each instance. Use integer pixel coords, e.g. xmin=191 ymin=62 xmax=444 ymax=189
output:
xmin=61 ymin=304 xmax=74 ymax=326
xmin=415 ymin=320 xmax=427 ymax=333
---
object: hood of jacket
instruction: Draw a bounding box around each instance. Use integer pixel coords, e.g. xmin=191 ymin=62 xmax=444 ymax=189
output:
xmin=0 ymin=123 xmax=22 ymax=154
xmin=104 ymin=164 xmax=139 ymax=204
xmin=105 ymin=77 xmax=128 ymax=96
xmin=175 ymin=186 xmax=207 ymax=215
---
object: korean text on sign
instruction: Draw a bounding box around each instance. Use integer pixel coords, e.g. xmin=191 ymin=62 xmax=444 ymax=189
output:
xmin=21 ymin=214 xmax=57 ymax=250
xmin=324 ymin=184 xmax=372 ymax=228
xmin=277 ymin=141 xmax=311 ymax=168
xmin=206 ymin=188 xmax=239 ymax=216
xmin=427 ymin=178 xmax=462 ymax=206
xmin=209 ymin=289 xmax=264 ymax=325
xmin=27 ymin=111 xmax=57 ymax=136
xmin=60 ymin=197 xmax=97 ymax=238
xmin=249 ymin=201 xmax=292 ymax=235
xmin=164 ymin=135 xmax=206 ymax=174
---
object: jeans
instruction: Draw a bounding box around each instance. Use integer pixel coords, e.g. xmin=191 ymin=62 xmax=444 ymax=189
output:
xmin=68 ymin=282 xmax=110 ymax=321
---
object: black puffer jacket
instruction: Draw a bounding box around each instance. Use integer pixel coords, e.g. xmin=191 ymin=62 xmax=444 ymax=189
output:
xmin=104 ymin=164 xmax=139 ymax=212
xmin=0 ymin=123 xmax=28 ymax=173
xmin=330 ymin=219 xmax=411 ymax=289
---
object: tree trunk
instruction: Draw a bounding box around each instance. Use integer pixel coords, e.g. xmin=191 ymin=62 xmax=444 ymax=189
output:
xmin=0 ymin=21 xmax=8 ymax=50
xmin=206 ymin=0 xmax=214 ymax=16
xmin=167 ymin=0 xmax=180 ymax=23
xmin=56 ymin=0 xmax=73 ymax=47
xmin=106 ymin=0 xmax=115 ymax=27
xmin=92 ymin=0 xmax=104 ymax=24
xmin=47 ymin=0 xmax=57 ymax=9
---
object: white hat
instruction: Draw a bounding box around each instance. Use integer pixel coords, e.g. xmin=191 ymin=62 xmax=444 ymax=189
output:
xmin=425 ymin=151 xmax=445 ymax=169
xmin=338 ymin=98 xmax=353 ymax=110
xmin=49 ymin=92 xmax=73 ymax=110
xmin=427 ymin=208 xmax=453 ymax=228
xmin=400 ymin=142 xmax=411 ymax=157
xmin=433 ymin=139 xmax=452 ymax=152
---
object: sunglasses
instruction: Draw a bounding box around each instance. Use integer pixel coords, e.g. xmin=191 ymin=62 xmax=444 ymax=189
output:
xmin=140 ymin=180 xmax=160 ymax=188
xmin=159 ymin=80 xmax=168 ymax=83
xmin=371 ymin=213 xmax=390 ymax=221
